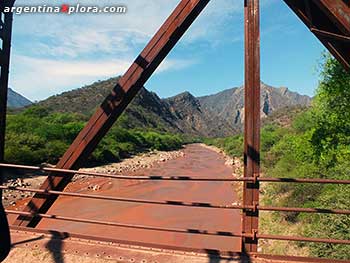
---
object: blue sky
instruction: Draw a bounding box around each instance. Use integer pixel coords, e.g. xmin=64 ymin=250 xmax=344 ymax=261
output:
xmin=9 ymin=0 xmax=325 ymax=101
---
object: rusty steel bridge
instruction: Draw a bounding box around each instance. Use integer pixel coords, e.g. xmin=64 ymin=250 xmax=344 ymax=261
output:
xmin=0 ymin=0 xmax=349 ymax=262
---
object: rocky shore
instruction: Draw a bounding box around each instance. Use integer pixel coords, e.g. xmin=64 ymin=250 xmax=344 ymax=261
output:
xmin=2 ymin=148 xmax=185 ymax=208
xmin=199 ymin=143 xmax=243 ymax=177
xmin=80 ymin=148 xmax=185 ymax=178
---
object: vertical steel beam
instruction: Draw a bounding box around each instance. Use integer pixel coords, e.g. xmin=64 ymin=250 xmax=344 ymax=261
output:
xmin=242 ymin=0 xmax=260 ymax=253
xmin=0 ymin=3 xmax=14 ymax=162
xmin=0 ymin=1 xmax=14 ymax=261
xmin=14 ymin=0 xmax=211 ymax=227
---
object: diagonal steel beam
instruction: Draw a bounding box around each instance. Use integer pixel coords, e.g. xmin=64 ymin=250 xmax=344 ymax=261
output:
xmin=13 ymin=0 xmax=211 ymax=227
xmin=284 ymin=0 xmax=350 ymax=71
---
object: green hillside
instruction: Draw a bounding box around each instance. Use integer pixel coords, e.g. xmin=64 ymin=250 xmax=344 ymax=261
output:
xmin=205 ymin=55 xmax=350 ymax=260
xmin=4 ymin=106 xmax=184 ymax=166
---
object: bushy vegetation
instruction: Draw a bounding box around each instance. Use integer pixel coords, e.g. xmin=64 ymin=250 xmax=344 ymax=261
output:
xmin=4 ymin=106 xmax=184 ymax=165
xmin=204 ymin=135 xmax=243 ymax=158
xmin=206 ymin=55 xmax=350 ymax=260
xmin=93 ymin=128 xmax=183 ymax=164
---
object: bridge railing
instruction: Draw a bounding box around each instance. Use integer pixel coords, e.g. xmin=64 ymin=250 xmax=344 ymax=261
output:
xmin=1 ymin=162 xmax=349 ymax=259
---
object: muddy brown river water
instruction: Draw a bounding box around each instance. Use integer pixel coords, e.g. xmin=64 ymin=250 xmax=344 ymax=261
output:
xmin=26 ymin=144 xmax=242 ymax=252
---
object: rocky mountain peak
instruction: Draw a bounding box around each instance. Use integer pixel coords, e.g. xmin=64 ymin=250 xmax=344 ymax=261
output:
xmin=199 ymin=82 xmax=312 ymax=132
xmin=21 ymin=77 xmax=312 ymax=137
xmin=165 ymin=91 xmax=200 ymax=110
xmin=7 ymin=88 xmax=32 ymax=108
xmin=279 ymin=86 xmax=289 ymax=95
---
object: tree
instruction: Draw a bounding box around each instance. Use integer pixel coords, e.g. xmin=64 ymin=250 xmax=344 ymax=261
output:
xmin=311 ymin=54 xmax=350 ymax=165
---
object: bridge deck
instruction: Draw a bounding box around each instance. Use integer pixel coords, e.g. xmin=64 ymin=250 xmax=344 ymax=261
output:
xmin=4 ymin=228 xmax=349 ymax=263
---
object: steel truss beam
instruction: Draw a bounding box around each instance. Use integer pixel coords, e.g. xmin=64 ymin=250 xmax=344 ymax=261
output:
xmin=242 ymin=0 xmax=260 ymax=253
xmin=9 ymin=0 xmax=350 ymax=255
xmin=0 ymin=2 xmax=15 ymax=166
xmin=0 ymin=1 xmax=15 ymax=261
xmin=8 ymin=227 xmax=350 ymax=263
xmin=284 ymin=0 xmax=350 ymax=71
xmin=13 ymin=0 xmax=211 ymax=227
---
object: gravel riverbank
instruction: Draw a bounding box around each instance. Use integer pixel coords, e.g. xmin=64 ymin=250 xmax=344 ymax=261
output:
xmin=2 ymin=148 xmax=185 ymax=208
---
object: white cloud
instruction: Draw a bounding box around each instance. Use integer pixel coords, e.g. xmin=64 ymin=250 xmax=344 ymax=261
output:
xmin=12 ymin=0 xmax=180 ymax=58
xmin=10 ymin=55 xmax=196 ymax=101
xmin=12 ymin=0 xmax=245 ymax=58
xmin=157 ymin=58 xmax=198 ymax=73
xmin=9 ymin=0 xmax=279 ymax=100
xmin=10 ymin=55 xmax=127 ymax=100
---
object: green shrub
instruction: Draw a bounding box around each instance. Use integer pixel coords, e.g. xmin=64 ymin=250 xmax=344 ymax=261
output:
xmin=4 ymin=107 xmax=184 ymax=165
xmin=204 ymin=135 xmax=243 ymax=158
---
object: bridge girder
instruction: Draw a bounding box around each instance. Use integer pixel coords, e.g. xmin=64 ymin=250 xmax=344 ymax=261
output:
xmin=0 ymin=1 xmax=15 ymax=261
xmin=0 ymin=0 xmax=347 ymax=256
xmin=284 ymin=0 xmax=350 ymax=71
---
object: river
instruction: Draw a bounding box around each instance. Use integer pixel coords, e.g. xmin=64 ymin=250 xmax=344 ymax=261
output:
xmin=37 ymin=144 xmax=242 ymax=252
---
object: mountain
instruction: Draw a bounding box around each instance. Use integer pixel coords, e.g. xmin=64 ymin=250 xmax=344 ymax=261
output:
xmin=261 ymin=105 xmax=309 ymax=128
xmin=7 ymin=88 xmax=32 ymax=108
xmin=198 ymin=82 xmax=311 ymax=131
xmin=35 ymin=78 xmax=311 ymax=137
xmin=164 ymin=92 xmax=236 ymax=137
xmin=37 ymin=78 xmax=119 ymax=116
xmin=36 ymin=77 xmax=234 ymax=137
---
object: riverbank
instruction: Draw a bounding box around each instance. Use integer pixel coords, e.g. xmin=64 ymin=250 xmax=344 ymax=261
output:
xmin=199 ymin=143 xmax=243 ymax=177
xmin=3 ymin=148 xmax=185 ymax=208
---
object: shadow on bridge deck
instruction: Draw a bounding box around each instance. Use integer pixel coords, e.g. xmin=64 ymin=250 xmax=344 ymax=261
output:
xmin=6 ymin=228 xmax=348 ymax=263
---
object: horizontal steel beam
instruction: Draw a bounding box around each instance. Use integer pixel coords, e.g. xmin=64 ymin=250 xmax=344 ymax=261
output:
xmin=8 ymin=209 xmax=244 ymax=238
xmin=4 ymin=185 xmax=350 ymax=214
xmin=2 ymin=163 xmax=350 ymax=184
xmin=9 ymin=227 xmax=350 ymax=263
xmin=9 ymin=226 xmax=243 ymax=262
xmin=2 ymin=185 xmax=246 ymax=210
xmin=257 ymin=233 xmax=350 ymax=245
xmin=8 ymin=210 xmax=350 ymax=245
